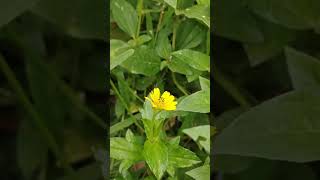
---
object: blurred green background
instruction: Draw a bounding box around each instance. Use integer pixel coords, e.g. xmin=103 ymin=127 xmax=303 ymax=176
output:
xmin=213 ymin=0 xmax=320 ymax=180
xmin=0 ymin=1 xmax=107 ymax=179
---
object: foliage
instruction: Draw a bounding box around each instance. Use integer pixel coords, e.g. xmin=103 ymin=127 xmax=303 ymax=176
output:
xmin=110 ymin=0 xmax=210 ymax=179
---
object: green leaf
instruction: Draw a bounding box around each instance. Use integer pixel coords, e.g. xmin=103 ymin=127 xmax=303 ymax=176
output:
xmin=133 ymin=34 xmax=152 ymax=46
xmin=0 ymin=0 xmax=39 ymax=28
xmin=140 ymin=100 xmax=153 ymax=120
xmin=110 ymin=137 xmax=144 ymax=161
xmin=216 ymin=107 xmax=247 ymax=131
xmin=186 ymin=72 xmax=202 ymax=82
xmin=177 ymin=89 xmax=210 ymax=113
xmin=110 ymin=117 xmax=135 ymax=135
xmin=164 ymin=0 xmax=177 ymax=9
xmin=156 ymin=30 xmax=172 ymax=59
xmin=168 ymin=136 xmax=181 ymax=146
xmin=159 ymin=7 xmax=175 ymax=30
xmin=32 ymin=0 xmax=105 ymax=39
xmin=168 ymin=57 xmax=202 ymax=78
xmin=166 ymin=141 xmax=201 ymax=177
xmin=121 ymin=45 xmax=161 ymax=76
xmin=111 ymin=0 xmax=138 ymax=38
xmin=115 ymin=99 xmax=125 ymax=118
xmin=143 ymin=140 xmax=168 ymax=180
xmin=172 ymin=49 xmax=210 ymax=72
xmin=178 ymin=113 xmax=209 ymax=135
xmin=196 ymin=0 xmax=209 ymax=5
xmin=134 ymin=75 xmax=156 ymax=91
xmin=144 ymin=176 xmax=157 ymax=180
xmin=117 ymin=75 xmax=135 ymax=106
xmin=111 ymin=40 xmax=129 ymax=56
xmin=199 ymin=76 xmax=210 ymax=90
xmin=166 ymin=164 xmax=176 ymax=177
xmin=111 ymin=49 xmax=135 ymax=70
xmin=142 ymin=119 xmax=165 ymax=140
xmin=175 ymin=20 xmax=206 ymax=50
xmin=177 ymin=5 xmax=210 ymax=27
xmin=110 ymin=24 xmax=131 ymax=41
xmin=146 ymin=13 xmax=154 ymax=37
xmin=244 ymin=0 xmax=320 ymax=30
xmin=244 ymin=20 xmax=296 ymax=66
xmin=285 ymin=47 xmax=320 ymax=90
xmin=183 ymin=125 xmax=210 ymax=153
xmin=119 ymin=160 xmax=135 ymax=174
xmin=168 ymin=143 xmax=201 ymax=168
xmin=214 ymin=89 xmax=320 ymax=162
xmin=176 ymin=0 xmax=194 ymax=10
xmin=125 ymin=129 xmax=135 ymax=142
xmin=186 ymin=164 xmax=210 ymax=180
xmin=213 ymin=0 xmax=263 ymax=43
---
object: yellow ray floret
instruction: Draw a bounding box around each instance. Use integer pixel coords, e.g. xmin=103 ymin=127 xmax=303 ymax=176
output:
xmin=145 ymin=88 xmax=177 ymax=111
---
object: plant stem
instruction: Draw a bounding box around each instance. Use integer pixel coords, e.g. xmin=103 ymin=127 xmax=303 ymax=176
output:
xmin=110 ymin=79 xmax=144 ymax=133
xmin=136 ymin=0 xmax=144 ymax=38
xmin=171 ymin=72 xmax=189 ymax=96
xmin=213 ymin=65 xmax=252 ymax=109
xmin=130 ymin=88 xmax=144 ymax=103
xmin=154 ymin=4 xmax=166 ymax=45
xmin=143 ymin=9 xmax=161 ymax=14
xmin=172 ymin=17 xmax=179 ymax=51
xmin=0 ymin=54 xmax=73 ymax=174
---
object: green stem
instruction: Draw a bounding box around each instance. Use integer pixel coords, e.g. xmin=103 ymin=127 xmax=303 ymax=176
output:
xmin=136 ymin=0 xmax=144 ymax=38
xmin=152 ymin=109 xmax=161 ymax=121
xmin=129 ymin=88 xmax=144 ymax=103
xmin=0 ymin=54 xmax=73 ymax=174
xmin=171 ymin=72 xmax=189 ymax=96
xmin=172 ymin=17 xmax=179 ymax=51
xmin=143 ymin=9 xmax=161 ymax=14
xmin=154 ymin=4 xmax=166 ymax=46
xmin=213 ymin=65 xmax=252 ymax=108
xmin=110 ymin=79 xmax=144 ymax=133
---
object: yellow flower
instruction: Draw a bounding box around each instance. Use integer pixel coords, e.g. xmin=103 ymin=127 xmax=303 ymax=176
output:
xmin=145 ymin=88 xmax=177 ymax=111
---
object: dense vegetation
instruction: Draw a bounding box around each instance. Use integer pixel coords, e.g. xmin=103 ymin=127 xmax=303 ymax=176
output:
xmin=110 ymin=0 xmax=210 ymax=179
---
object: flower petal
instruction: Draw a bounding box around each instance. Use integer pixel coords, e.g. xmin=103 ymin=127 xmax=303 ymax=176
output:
xmin=161 ymin=91 xmax=171 ymax=99
xmin=145 ymin=97 xmax=157 ymax=107
xmin=150 ymin=88 xmax=160 ymax=102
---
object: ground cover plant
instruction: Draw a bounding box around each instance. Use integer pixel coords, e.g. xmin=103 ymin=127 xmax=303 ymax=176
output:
xmin=110 ymin=0 xmax=211 ymax=179
xmin=213 ymin=0 xmax=320 ymax=179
